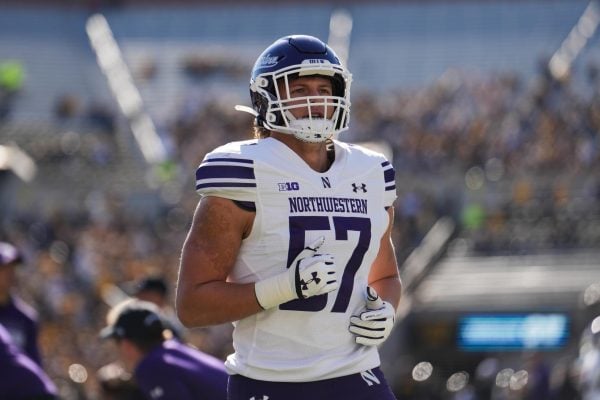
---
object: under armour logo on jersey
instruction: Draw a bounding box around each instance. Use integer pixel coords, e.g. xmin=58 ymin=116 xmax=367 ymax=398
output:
xmin=249 ymin=396 xmax=269 ymax=400
xmin=300 ymin=272 xmax=321 ymax=290
xmin=360 ymin=369 xmax=381 ymax=386
xmin=352 ymin=183 xmax=367 ymax=193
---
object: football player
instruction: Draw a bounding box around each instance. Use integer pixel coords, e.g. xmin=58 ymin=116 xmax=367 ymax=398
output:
xmin=176 ymin=34 xmax=401 ymax=400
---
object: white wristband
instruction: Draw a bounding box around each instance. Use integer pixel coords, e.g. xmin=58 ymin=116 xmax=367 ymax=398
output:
xmin=254 ymin=272 xmax=296 ymax=309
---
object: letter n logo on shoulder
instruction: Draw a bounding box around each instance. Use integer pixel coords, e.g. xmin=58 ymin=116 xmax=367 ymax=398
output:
xmin=321 ymin=177 xmax=331 ymax=188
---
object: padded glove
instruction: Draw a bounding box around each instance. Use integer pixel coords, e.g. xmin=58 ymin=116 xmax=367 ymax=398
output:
xmin=255 ymin=236 xmax=338 ymax=309
xmin=349 ymin=286 xmax=395 ymax=346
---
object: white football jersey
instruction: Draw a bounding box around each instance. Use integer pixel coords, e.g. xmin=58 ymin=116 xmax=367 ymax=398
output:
xmin=195 ymin=137 xmax=397 ymax=382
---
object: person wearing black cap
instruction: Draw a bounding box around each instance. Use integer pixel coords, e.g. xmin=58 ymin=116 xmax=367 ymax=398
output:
xmin=0 ymin=241 xmax=43 ymax=366
xmin=100 ymin=299 xmax=228 ymax=400
xmin=0 ymin=321 xmax=58 ymax=399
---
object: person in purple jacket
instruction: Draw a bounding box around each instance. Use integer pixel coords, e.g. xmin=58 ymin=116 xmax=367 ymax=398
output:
xmin=99 ymin=299 xmax=228 ymax=400
xmin=0 ymin=241 xmax=42 ymax=366
xmin=0 ymin=322 xmax=58 ymax=400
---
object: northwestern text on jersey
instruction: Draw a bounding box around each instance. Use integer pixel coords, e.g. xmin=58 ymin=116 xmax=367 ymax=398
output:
xmin=288 ymin=197 xmax=368 ymax=214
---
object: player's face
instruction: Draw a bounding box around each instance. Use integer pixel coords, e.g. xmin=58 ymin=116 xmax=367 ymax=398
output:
xmin=277 ymin=75 xmax=335 ymax=120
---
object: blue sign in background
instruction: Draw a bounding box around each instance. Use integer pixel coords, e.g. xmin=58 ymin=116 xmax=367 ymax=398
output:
xmin=458 ymin=314 xmax=570 ymax=351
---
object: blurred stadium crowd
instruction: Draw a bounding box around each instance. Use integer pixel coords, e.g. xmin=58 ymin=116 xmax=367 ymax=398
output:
xmin=2 ymin=0 xmax=600 ymax=399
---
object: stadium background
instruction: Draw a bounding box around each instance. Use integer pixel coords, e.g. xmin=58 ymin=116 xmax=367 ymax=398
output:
xmin=1 ymin=0 xmax=600 ymax=398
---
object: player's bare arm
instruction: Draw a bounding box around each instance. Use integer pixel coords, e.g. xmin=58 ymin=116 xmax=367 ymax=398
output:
xmin=368 ymin=206 xmax=402 ymax=310
xmin=176 ymin=196 xmax=261 ymax=327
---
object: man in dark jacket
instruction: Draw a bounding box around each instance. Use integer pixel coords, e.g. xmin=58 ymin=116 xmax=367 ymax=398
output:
xmin=0 ymin=241 xmax=42 ymax=366
xmin=100 ymin=299 xmax=228 ymax=400
xmin=0 ymin=322 xmax=58 ymax=399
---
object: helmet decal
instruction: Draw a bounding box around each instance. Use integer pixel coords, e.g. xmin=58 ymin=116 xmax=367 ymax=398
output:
xmin=257 ymin=53 xmax=282 ymax=68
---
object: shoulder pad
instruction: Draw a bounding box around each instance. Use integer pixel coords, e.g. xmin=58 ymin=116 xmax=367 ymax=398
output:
xmin=195 ymin=141 xmax=258 ymax=202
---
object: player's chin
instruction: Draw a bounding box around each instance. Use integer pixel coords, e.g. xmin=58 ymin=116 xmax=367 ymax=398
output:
xmin=296 ymin=116 xmax=324 ymax=120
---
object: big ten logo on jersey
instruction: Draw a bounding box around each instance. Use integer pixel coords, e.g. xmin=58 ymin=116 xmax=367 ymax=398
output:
xmin=278 ymin=182 xmax=300 ymax=192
